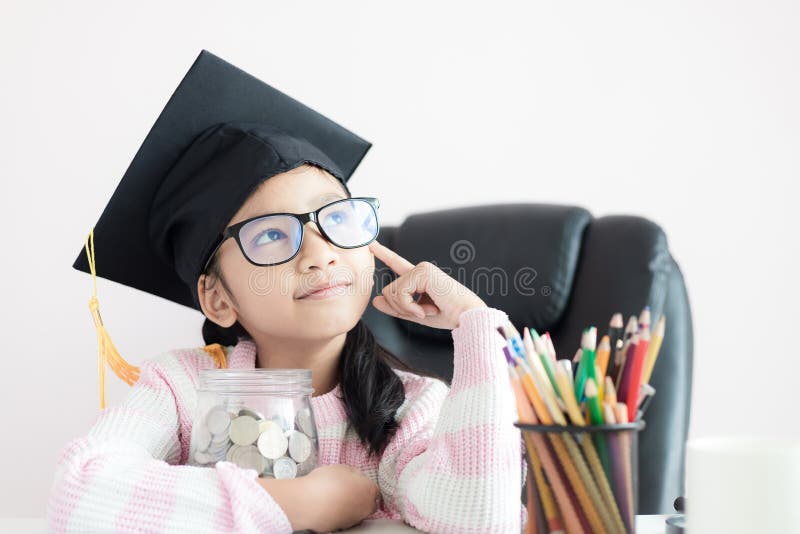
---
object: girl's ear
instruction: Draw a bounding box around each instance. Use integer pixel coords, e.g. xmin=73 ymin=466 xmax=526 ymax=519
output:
xmin=197 ymin=273 xmax=238 ymax=328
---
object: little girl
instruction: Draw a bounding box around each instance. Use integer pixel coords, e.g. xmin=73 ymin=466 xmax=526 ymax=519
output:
xmin=46 ymin=51 xmax=526 ymax=533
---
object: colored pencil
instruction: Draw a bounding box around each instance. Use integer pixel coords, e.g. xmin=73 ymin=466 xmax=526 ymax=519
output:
xmin=614 ymin=317 xmax=638 ymax=387
xmin=556 ymin=362 xmax=623 ymax=534
xmin=515 ymin=359 xmax=594 ymax=533
xmin=524 ymin=327 xmax=562 ymax=400
xmin=596 ymin=335 xmax=612 ymax=383
xmin=638 ymin=306 xmax=650 ymax=330
xmin=528 ymin=438 xmax=566 ymax=534
xmin=543 ymin=332 xmax=557 ymax=364
xmin=606 ymin=313 xmax=624 ymax=378
xmin=615 ymin=334 xmax=638 ymax=399
xmin=641 ymin=315 xmax=665 ymax=385
xmin=585 ymin=379 xmax=621 ymax=528
xmin=509 ymin=365 xmax=574 ymax=533
xmin=636 ymin=383 xmax=656 ymax=421
xmin=624 ymin=325 xmax=650 ymax=421
xmin=613 ymin=403 xmax=635 ymax=533
xmin=604 ymin=377 xmax=618 ymax=407
xmin=603 ymin=403 xmax=629 ymax=534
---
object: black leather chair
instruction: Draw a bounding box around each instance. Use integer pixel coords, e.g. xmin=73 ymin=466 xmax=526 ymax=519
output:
xmin=362 ymin=203 xmax=693 ymax=514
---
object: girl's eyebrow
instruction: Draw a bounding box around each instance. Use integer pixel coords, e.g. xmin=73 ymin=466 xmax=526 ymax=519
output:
xmin=317 ymin=192 xmax=347 ymax=204
xmin=243 ymin=192 xmax=346 ymax=219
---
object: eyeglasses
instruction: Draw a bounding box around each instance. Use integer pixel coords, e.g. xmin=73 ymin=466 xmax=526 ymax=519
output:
xmin=202 ymin=197 xmax=380 ymax=270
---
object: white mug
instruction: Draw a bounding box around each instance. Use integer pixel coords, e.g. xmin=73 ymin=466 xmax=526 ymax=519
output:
xmin=686 ymin=436 xmax=800 ymax=533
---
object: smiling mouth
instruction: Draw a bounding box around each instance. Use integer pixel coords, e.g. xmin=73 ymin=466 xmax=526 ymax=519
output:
xmin=298 ymin=282 xmax=353 ymax=300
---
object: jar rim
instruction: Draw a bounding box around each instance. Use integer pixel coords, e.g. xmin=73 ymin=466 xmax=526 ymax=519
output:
xmin=199 ymin=368 xmax=314 ymax=395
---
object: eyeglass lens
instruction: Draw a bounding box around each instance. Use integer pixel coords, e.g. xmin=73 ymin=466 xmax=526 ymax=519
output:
xmin=237 ymin=199 xmax=378 ymax=265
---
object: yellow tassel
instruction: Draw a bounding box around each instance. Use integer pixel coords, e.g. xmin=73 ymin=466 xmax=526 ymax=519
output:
xmin=202 ymin=343 xmax=228 ymax=369
xmin=85 ymin=228 xmax=141 ymax=410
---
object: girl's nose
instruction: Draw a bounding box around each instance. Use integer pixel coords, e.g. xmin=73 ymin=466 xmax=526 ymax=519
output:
xmin=295 ymin=222 xmax=339 ymax=271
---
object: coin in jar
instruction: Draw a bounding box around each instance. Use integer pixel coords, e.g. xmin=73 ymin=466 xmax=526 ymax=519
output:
xmin=295 ymin=408 xmax=315 ymax=436
xmin=257 ymin=420 xmax=288 ymax=459
xmin=296 ymin=453 xmax=316 ymax=476
xmin=194 ymin=426 xmax=212 ymax=452
xmin=287 ymin=430 xmax=312 ymax=463
xmin=207 ymin=439 xmax=229 ymax=453
xmin=194 ymin=450 xmax=215 ymax=465
xmin=273 ymin=456 xmax=298 ymax=479
xmin=238 ymin=408 xmax=264 ymax=421
xmin=229 ymin=415 xmax=261 ymax=445
xmin=205 ymin=406 xmax=231 ymax=435
xmin=232 ymin=445 xmax=266 ymax=473
xmin=226 ymin=443 xmax=243 ymax=462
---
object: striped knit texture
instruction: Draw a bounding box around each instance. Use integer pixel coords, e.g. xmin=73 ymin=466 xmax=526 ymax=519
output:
xmin=46 ymin=307 xmax=527 ymax=533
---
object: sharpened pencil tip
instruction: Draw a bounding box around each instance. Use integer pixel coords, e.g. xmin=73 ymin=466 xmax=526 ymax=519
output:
xmin=585 ymin=378 xmax=598 ymax=397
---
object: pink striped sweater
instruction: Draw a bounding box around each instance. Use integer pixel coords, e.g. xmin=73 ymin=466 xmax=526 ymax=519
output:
xmin=46 ymin=306 xmax=527 ymax=533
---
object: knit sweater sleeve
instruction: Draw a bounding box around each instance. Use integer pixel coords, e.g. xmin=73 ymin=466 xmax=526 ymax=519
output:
xmin=45 ymin=353 xmax=293 ymax=533
xmin=377 ymin=306 xmax=527 ymax=533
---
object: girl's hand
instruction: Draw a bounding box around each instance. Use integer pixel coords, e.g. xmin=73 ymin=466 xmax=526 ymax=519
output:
xmin=369 ymin=240 xmax=487 ymax=330
xmin=257 ymin=464 xmax=379 ymax=532
xmin=303 ymin=464 xmax=381 ymax=532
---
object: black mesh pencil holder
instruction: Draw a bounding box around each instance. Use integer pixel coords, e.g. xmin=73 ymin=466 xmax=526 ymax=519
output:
xmin=516 ymin=421 xmax=646 ymax=534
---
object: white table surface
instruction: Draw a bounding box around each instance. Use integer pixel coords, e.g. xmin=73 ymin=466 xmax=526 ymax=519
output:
xmin=0 ymin=515 xmax=672 ymax=533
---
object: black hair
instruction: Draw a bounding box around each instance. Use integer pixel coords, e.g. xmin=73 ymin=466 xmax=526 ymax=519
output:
xmin=200 ymin=250 xmax=442 ymax=458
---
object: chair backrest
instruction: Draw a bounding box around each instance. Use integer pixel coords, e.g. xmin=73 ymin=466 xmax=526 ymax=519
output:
xmin=362 ymin=203 xmax=693 ymax=514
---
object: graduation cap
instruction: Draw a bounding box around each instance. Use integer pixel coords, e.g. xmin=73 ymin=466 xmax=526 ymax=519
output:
xmin=73 ymin=49 xmax=371 ymax=408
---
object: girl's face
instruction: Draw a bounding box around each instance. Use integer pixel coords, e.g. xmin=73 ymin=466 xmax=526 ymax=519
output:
xmin=200 ymin=164 xmax=375 ymax=341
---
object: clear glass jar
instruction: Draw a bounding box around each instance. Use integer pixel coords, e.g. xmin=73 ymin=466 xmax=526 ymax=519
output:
xmin=188 ymin=369 xmax=319 ymax=479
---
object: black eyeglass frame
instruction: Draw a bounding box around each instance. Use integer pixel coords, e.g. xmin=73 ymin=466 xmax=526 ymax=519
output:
xmin=201 ymin=196 xmax=380 ymax=272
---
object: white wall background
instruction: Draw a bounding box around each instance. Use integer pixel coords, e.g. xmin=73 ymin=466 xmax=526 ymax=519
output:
xmin=1 ymin=0 xmax=797 ymax=518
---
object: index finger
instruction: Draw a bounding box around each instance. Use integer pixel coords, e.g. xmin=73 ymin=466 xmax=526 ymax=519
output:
xmin=369 ymin=240 xmax=414 ymax=275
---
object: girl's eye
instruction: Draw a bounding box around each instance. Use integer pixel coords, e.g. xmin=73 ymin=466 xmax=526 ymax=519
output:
xmin=253 ymin=228 xmax=287 ymax=246
xmin=323 ymin=210 xmax=350 ymax=227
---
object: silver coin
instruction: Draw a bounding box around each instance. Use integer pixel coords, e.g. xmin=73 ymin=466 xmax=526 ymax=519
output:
xmin=226 ymin=444 xmax=243 ymax=462
xmin=208 ymin=434 xmax=231 ymax=448
xmin=207 ymin=443 xmax=230 ymax=458
xmin=205 ymin=441 xmax=231 ymax=454
xmin=273 ymin=456 xmax=298 ymax=479
xmin=295 ymin=408 xmax=315 ymax=436
xmin=206 ymin=407 xmax=231 ymax=435
xmin=288 ymin=431 xmax=312 ymax=463
xmin=257 ymin=420 xmax=288 ymax=460
xmin=234 ymin=445 xmax=266 ymax=473
xmin=207 ymin=434 xmax=229 ymax=447
xmin=194 ymin=426 xmax=212 ymax=452
xmin=227 ymin=445 xmax=243 ymax=463
xmin=230 ymin=415 xmax=261 ymax=445
xmin=228 ymin=444 xmax=249 ymax=465
xmin=206 ymin=451 xmax=227 ymax=463
xmin=194 ymin=450 xmax=222 ymax=465
xmin=238 ymin=408 xmax=264 ymax=421
xmin=296 ymin=453 xmax=316 ymax=476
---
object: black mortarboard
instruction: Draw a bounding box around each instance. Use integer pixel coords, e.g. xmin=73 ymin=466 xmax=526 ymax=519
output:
xmin=74 ymin=49 xmax=371 ymax=311
xmin=72 ymin=50 xmax=371 ymax=407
